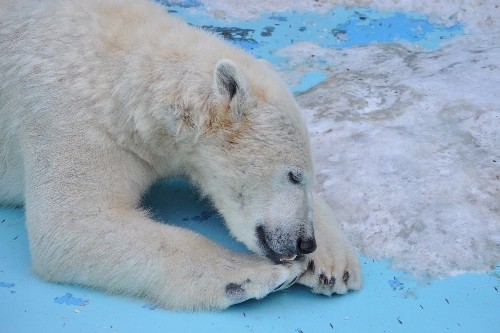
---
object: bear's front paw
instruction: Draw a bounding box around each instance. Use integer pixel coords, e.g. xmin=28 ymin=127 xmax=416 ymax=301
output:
xmin=224 ymin=258 xmax=304 ymax=307
xmin=298 ymin=239 xmax=362 ymax=296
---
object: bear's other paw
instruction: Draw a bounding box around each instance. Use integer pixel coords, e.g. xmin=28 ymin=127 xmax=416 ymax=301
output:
xmin=297 ymin=194 xmax=362 ymax=296
xmin=297 ymin=241 xmax=362 ymax=295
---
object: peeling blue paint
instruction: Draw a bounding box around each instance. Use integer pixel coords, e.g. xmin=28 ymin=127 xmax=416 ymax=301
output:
xmin=327 ymin=8 xmax=463 ymax=50
xmin=0 ymin=282 xmax=15 ymax=288
xmin=200 ymin=25 xmax=259 ymax=51
xmin=54 ymin=293 xmax=89 ymax=306
xmin=155 ymin=1 xmax=463 ymax=93
xmin=389 ymin=277 xmax=405 ymax=291
xmin=156 ymin=1 xmax=463 ymax=59
xmin=268 ymin=14 xmax=288 ymax=22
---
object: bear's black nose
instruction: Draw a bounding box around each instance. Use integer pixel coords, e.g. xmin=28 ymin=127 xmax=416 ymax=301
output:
xmin=297 ymin=237 xmax=317 ymax=254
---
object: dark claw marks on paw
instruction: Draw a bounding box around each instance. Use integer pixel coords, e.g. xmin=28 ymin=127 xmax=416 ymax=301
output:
xmin=273 ymin=281 xmax=286 ymax=291
xmin=319 ymin=273 xmax=326 ymax=284
xmin=319 ymin=272 xmax=336 ymax=287
xmin=307 ymin=259 xmax=315 ymax=272
xmin=328 ymin=276 xmax=336 ymax=287
xmin=225 ymin=283 xmax=246 ymax=301
xmin=287 ymin=276 xmax=299 ymax=287
xmin=343 ymin=271 xmax=350 ymax=283
xmin=274 ymin=276 xmax=299 ymax=291
xmin=319 ymin=273 xmax=335 ymax=286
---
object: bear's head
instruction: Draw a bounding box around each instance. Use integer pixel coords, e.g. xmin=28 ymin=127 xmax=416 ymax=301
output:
xmin=189 ymin=59 xmax=317 ymax=263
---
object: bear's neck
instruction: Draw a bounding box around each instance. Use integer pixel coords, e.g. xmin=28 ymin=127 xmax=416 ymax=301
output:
xmin=99 ymin=51 xmax=216 ymax=178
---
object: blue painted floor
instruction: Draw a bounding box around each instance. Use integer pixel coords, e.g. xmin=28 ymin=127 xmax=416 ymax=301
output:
xmin=1 ymin=2 xmax=499 ymax=332
xmin=1 ymin=179 xmax=499 ymax=332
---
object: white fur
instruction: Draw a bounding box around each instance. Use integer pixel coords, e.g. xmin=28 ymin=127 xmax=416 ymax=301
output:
xmin=0 ymin=0 xmax=361 ymax=310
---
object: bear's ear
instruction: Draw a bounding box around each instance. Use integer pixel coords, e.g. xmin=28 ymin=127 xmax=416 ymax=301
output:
xmin=213 ymin=59 xmax=247 ymax=121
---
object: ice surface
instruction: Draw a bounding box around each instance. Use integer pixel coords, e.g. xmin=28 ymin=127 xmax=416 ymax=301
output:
xmin=165 ymin=0 xmax=500 ymax=277
xmin=293 ymin=37 xmax=500 ymax=277
xmin=275 ymin=2 xmax=499 ymax=278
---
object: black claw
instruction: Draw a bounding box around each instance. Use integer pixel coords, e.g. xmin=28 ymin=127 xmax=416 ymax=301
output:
xmin=286 ymin=276 xmax=299 ymax=288
xmin=343 ymin=271 xmax=350 ymax=283
xmin=328 ymin=276 xmax=336 ymax=287
xmin=274 ymin=281 xmax=286 ymax=291
xmin=319 ymin=273 xmax=328 ymax=285
xmin=307 ymin=259 xmax=315 ymax=272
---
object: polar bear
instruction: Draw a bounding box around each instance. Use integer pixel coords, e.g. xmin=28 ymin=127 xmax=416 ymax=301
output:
xmin=0 ymin=0 xmax=361 ymax=310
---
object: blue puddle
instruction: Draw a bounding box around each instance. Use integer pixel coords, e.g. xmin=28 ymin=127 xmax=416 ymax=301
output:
xmin=155 ymin=1 xmax=463 ymax=92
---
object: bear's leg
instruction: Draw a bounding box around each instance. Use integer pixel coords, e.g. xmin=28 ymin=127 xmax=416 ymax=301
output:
xmin=21 ymin=130 xmax=302 ymax=310
xmin=29 ymin=210 xmax=302 ymax=310
xmin=297 ymin=193 xmax=362 ymax=295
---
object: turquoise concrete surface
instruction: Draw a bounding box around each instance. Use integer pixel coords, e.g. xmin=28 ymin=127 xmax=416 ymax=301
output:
xmin=1 ymin=179 xmax=499 ymax=332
